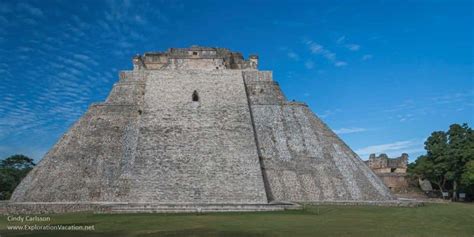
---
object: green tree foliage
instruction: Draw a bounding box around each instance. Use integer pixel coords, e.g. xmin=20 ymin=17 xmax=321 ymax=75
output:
xmin=0 ymin=154 xmax=35 ymax=200
xmin=410 ymin=123 xmax=474 ymax=199
xmin=460 ymin=160 xmax=474 ymax=196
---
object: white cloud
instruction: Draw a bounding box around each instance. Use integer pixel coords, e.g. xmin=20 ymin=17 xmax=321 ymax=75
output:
xmin=336 ymin=36 xmax=361 ymax=51
xmin=17 ymin=2 xmax=43 ymax=17
xmin=336 ymin=36 xmax=346 ymax=44
xmin=287 ymin=51 xmax=299 ymax=60
xmin=334 ymin=127 xmax=367 ymax=135
xmin=378 ymin=91 xmax=474 ymax=123
xmin=17 ymin=46 xmax=33 ymax=52
xmin=346 ymin=44 xmax=360 ymax=51
xmin=430 ymin=91 xmax=474 ymax=105
xmin=309 ymin=43 xmax=324 ymax=54
xmin=355 ymin=139 xmax=425 ymax=158
xmin=0 ymin=0 xmax=173 ymax=162
xmin=362 ymin=54 xmax=373 ymax=60
xmin=334 ymin=61 xmax=347 ymax=67
xmin=117 ymin=40 xmax=133 ymax=48
xmin=73 ymin=54 xmax=90 ymax=61
xmin=398 ymin=113 xmax=414 ymax=122
xmin=318 ymin=108 xmax=342 ymax=118
xmin=134 ymin=15 xmax=147 ymax=24
xmin=21 ymin=17 xmax=38 ymax=25
xmin=305 ymin=40 xmax=347 ymax=67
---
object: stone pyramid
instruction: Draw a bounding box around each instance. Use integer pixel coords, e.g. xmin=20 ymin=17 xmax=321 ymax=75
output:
xmin=11 ymin=47 xmax=394 ymax=207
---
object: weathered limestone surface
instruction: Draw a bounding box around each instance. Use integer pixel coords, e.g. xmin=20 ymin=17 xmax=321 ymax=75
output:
xmin=244 ymin=71 xmax=393 ymax=201
xmin=365 ymin=153 xmax=408 ymax=174
xmin=126 ymin=69 xmax=267 ymax=203
xmin=11 ymin=73 xmax=145 ymax=202
xmin=11 ymin=46 xmax=394 ymax=210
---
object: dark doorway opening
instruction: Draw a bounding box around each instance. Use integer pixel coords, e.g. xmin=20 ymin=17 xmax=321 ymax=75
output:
xmin=192 ymin=90 xmax=199 ymax=102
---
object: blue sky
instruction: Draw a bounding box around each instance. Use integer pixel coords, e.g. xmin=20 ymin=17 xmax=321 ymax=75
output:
xmin=0 ymin=0 xmax=472 ymax=162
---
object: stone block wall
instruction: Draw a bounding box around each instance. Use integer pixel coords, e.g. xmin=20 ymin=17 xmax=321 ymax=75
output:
xmin=378 ymin=174 xmax=409 ymax=190
xmin=11 ymin=71 xmax=147 ymax=202
xmin=244 ymin=72 xmax=394 ymax=202
xmin=365 ymin=153 xmax=409 ymax=191
xmin=11 ymin=47 xmax=395 ymax=207
xmin=125 ymin=70 xmax=268 ymax=203
xmin=366 ymin=153 xmax=408 ymax=173
xmin=12 ymin=69 xmax=268 ymax=204
xmin=133 ymin=46 xmax=257 ymax=70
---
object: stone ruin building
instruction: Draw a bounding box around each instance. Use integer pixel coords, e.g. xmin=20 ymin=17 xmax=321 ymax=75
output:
xmin=365 ymin=153 xmax=409 ymax=191
xmin=7 ymin=46 xmax=395 ymax=213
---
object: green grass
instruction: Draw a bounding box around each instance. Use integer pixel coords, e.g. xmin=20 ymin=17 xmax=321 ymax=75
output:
xmin=1 ymin=203 xmax=473 ymax=237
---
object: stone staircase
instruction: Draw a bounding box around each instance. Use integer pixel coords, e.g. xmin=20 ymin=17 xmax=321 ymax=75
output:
xmin=105 ymin=203 xmax=300 ymax=214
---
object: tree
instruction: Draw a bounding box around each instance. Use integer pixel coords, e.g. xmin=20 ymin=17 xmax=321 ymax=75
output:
xmin=410 ymin=131 xmax=451 ymax=192
xmin=461 ymin=161 xmax=474 ymax=186
xmin=447 ymin=124 xmax=474 ymax=199
xmin=410 ymin=154 xmax=446 ymax=192
xmin=0 ymin=154 xmax=35 ymax=200
xmin=410 ymin=123 xmax=474 ymax=200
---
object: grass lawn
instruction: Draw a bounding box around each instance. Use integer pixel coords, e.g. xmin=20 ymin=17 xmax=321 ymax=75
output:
xmin=0 ymin=203 xmax=473 ymax=237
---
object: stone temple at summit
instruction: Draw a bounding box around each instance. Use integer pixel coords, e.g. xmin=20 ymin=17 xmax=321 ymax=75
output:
xmin=9 ymin=46 xmax=394 ymax=213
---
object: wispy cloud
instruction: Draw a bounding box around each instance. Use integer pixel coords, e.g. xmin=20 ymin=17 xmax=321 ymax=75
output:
xmin=318 ymin=108 xmax=342 ymax=118
xmin=355 ymin=139 xmax=425 ymax=159
xmin=334 ymin=127 xmax=367 ymax=135
xmin=134 ymin=15 xmax=147 ymax=24
xmin=287 ymin=51 xmax=300 ymax=60
xmin=345 ymin=44 xmax=360 ymax=51
xmin=304 ymin=39 xmax=347 ymax=67
xmin=334 ymin=61 xmax=347 ymax=67
xmin=0 ymin=0 xmax=173 ymax=160
xmin=279 ymin=47 xmax=300 ymax=61
xmin=430 ymin=91 xmax=474 ymax=105
xmin=380 ymin=91 xmax=474 ymax=123
xmin=16 ymin=2 xmax=43 ymax=18
xmin=0 ymin=4 xmax=171 ymax=160
xmin=305 ymin=60 xmax=314 ymax=69
xmin=398 ymin=113 xmax=414 ymax=122
xmin=336 ymin=36 xmax=360 ymax=51
xmin=336 ymin=36 xmax=345 ymax=44
xmin=362 ymin=54 xmax=373 ymax=60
